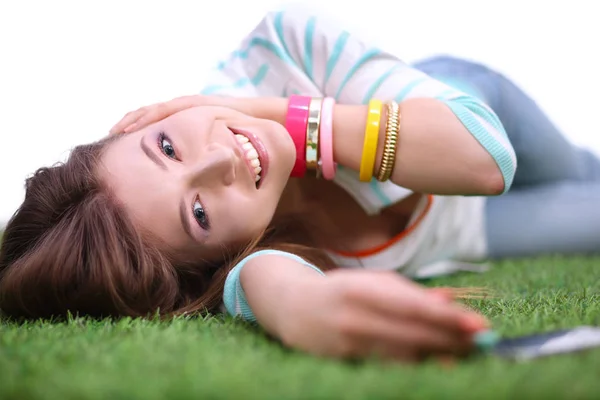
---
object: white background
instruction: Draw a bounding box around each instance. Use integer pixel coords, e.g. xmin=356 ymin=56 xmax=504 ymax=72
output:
xmin=1 ymin=0 xmax=599 ymax=224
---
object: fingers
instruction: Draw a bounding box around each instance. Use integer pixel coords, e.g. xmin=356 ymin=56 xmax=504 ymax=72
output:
xmin=108 ymin=96 xmax=221 ymax=135
xmin=392 ymin=322 xmax=473 ymax=357
xmin=402 ymin=293 xmax=488 ymax=334
xmin=338 ymin=308 xmax=474 ymax=362
xmin=109 ymin=97 xmax=188 ymax=135
xmin=347 ymin=272 xmax=488 ymax=334
xmin=123 ymin=103 xmax=170 ymax=134
xmin=427 ymin=287 xmax=455 ymax=302
xmin=109 ymin=108 xmax=146 ymax=135
xmin=107 ymin=95 xmax=250 ymax=136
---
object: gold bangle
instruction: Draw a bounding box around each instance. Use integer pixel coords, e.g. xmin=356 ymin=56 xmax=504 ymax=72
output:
xmin=306 ymin=97 xmax=322 ymax=175
xmin=376 ymin=101 xmax=400 ymax=182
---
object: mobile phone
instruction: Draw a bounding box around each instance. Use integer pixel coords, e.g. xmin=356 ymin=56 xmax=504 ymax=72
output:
xmin=489 ymin=326 xmax=600 ymax=361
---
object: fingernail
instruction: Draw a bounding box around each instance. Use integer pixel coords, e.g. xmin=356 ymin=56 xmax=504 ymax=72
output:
xmin=461 ymin=314 xmax=489 ymax=332
xmin=428 ymin=288 xmax=453 ymax=303
xmin=430 ymin=292 xmax=452 ymax=303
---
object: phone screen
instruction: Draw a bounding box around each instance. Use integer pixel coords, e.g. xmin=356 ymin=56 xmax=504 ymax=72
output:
xmin=493 ymin=326 xmax=600 ymax=361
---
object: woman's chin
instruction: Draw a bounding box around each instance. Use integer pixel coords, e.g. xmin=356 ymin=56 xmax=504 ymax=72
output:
xmin=263 ymin=122 xmax=296 ymax=181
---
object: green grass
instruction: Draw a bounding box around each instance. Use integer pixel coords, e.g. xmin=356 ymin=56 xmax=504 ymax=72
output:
xmin=1 ymin=256 xmax=600 ymax=400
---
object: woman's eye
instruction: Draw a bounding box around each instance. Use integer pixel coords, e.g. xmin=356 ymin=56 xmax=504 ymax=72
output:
xmin=159 ymin=135 xmax=177 ymax=159
xmin=193 ymin=199 xmax=210 ymax=230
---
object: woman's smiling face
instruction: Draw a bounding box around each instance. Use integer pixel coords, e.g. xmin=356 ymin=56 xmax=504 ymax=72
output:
xmin=100 ymin=106 xmax=296 ymax=263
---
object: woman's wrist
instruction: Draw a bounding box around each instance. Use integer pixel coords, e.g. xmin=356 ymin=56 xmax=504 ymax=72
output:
xmin=274 ymin=273 xmax=329 ymax=342
xmin=332 ymin=103 xmax=389 ymax=175
xmin=249 ymin=97 xmax=390 ymax=180
xmin=248 ymin=97 xmax=288 ymax=126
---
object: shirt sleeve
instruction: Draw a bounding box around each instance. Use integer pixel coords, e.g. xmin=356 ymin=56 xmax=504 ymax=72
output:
xmin=222 ymin=249 xmax=325 ymax=323
xmin=203 ymin=4 xmax=516 ymax=193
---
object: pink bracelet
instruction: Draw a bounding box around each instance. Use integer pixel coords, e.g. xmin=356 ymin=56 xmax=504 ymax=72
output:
xmin=285 ymin=95 xmax=311 ymax=177
xmin=319 ymin=97 xmax=336 ymax=180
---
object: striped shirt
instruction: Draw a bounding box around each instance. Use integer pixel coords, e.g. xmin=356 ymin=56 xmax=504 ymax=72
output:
xmin=203 ymin=5 xmax=517 ymax=320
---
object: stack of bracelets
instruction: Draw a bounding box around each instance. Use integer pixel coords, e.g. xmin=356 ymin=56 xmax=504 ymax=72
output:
xmin=285 ymin=95 xmax=401 ymax=182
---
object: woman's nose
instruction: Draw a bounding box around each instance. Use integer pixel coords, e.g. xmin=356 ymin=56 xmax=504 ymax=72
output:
xmin=185 ymin=143 xmax=237 ymax=188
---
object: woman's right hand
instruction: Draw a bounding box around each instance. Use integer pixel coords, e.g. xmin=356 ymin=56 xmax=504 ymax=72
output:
xmin=277 ymin=269 xmax=488 ymax=362
xmin=109 ymin=95 xmax=251 ymax=135
xmin=109 ymin=95 xmax=285 ymax=135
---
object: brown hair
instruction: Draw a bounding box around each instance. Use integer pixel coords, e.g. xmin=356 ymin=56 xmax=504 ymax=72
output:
xmin=0 ymin=136 xmax=333 ymax=320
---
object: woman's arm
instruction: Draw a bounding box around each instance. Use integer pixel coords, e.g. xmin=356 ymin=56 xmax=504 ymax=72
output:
xmin=111 ymin=94 xmax=508 ymax=196
xmin=225 ymin=250 xmax=489 ymax=361
xmin=335 ymin=100 xmax=508 ymax=195
xmin=223 ymin=250 xmax=326 ymax=335
xmin=244 ymin=6 xmax=515 ymax=195
xmin=252 ymin=98 xmax=507 ymax=195
xmin=110 ymin=5 xmax=516 ymax=195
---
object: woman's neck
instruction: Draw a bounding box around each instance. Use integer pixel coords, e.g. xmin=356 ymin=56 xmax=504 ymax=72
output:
xmin=274 ymin=176 xmax=422 ymax=255
xmin=273 ymin=178 xmax=342 ymax=248
xmin=275 ymin=179 xmax=305 ymax=216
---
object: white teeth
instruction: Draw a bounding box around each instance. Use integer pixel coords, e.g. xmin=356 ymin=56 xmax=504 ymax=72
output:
xmin=246 ymin=148 xmax=258 ymax=160
xmin=235 ymin=134 xmax=249 ymax=144
xmin=242 ymin=142 xmax=253 ymax=151
xmin=234 ymin=132 xmax=262 ymax=183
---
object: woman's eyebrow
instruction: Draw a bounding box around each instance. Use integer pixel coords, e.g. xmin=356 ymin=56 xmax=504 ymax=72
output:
xmin=140 ymin=136 xmax=167 ymax=170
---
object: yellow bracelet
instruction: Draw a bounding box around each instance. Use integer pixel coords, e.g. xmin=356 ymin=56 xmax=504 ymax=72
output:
xmin=376 ymin=101 xmax=400 ymax=182
xmin=359 ymin=99 xmax=383 ymax=182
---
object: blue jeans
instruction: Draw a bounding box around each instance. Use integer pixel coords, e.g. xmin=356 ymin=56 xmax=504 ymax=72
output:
xmin=413 ymin=56 xmax=600 ymax=258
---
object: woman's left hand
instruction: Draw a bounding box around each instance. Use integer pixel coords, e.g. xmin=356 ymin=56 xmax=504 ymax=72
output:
xmin=109 ymin=95 xmax=259 ymax=135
